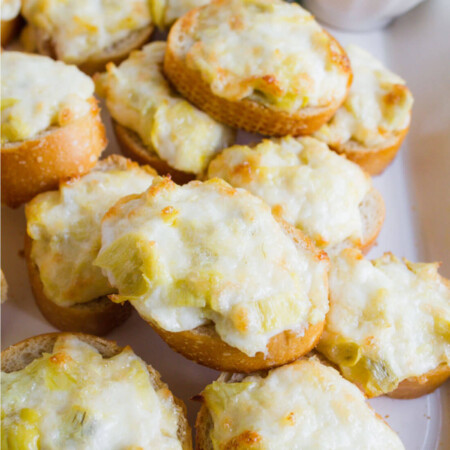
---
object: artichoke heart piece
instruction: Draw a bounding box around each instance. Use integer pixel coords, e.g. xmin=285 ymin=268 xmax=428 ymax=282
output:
xmin=434 ymin=315 xmax=450 ymax=341
xmin=94 ymin=233 xmax=167 ymax=300
xmin=3 ymin=409 xmax=41 ymax=450
xmin=203 ymin=381 xmax=254 ymax=417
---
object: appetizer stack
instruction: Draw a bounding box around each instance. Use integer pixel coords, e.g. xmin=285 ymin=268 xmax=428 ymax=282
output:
xmin=1 ymin=0 xmax=448 ymax=449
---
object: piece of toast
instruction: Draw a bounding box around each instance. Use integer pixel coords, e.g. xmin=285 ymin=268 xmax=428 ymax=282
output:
xmin=329 ymin=126 xmax=410 ymax=175
xmin=358 ymin=187 xmax=385 ymax=253
xmin=24 ymin=234 xmax=132 ymax=335
xmin=164 ymin=5 xmax=351 ymax=136
xmin=21 ymin=25 xmax=153 ymax=75
xmin=1 ymin=97 xmax=107 ymax=208
xmin=195 ymin=359 xmax=405 ymax=449
xmin=141 ymin=220 xmax=328 ymax=373
xmin=113 ymin=121 xmax=196 ymax=185
xmin=1 ymin=332 xmax=192 ymax=449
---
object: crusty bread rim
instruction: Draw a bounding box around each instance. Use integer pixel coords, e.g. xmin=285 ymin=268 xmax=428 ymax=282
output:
xmin=328 ymin=125 xmax=410 ymax=176
xmin=1 ymin=97 xmax=107 ymax=208
xmin=113 ymin=121 xmax=197 ymax=185
xmin=21 ymin=25 xmax=154 ymax=75
xmin=164 ymin=7 xmax=352 ymax=137
xmin=1 ymin=332 xmax=192 ymax=449
xmin=116 ymin=219 xmax=329 ymax=373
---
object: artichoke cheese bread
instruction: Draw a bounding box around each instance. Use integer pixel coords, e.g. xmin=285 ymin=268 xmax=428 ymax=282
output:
xmin=207 ymin=136 xmax=384 ymax=251
xmin=318 ymin=248 xmax=450 ymax=399
xmin=20 ymin=0 xmax=153 ymax=74
xmin=25 ymin=156 xmax=156 ymax=335
xmin=196 ymin=357 xmax=405 ymax=450
xmin=94 ymin=177 xmax=329 ymax=372
xmin=1 ymin=333 xmax=192 ymax=449
xmin=1 ymin=0 xmax=21 ymax=45
xmin=1 ymin=51 xmax=107 ymax=207
xmin=315 ymin=45 xmax=413 ymax=174
xmin=151 ymin=0 xmax=211 ymax=29
xmin=164 ymin=0 xmax=352 ymax=136
xmin=96 ymin=42 xmax=234 ymax=183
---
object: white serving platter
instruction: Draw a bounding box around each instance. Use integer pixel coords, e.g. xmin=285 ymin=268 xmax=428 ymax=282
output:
xmin=1 ymin=0 xmax=449 ymax=448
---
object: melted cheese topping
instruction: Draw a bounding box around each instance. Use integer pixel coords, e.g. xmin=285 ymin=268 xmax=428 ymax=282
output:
xmin=151 ymin=0 xmax=211 ymax=28
xmin=315 ymin=45 xmax=413 ymax=149
xmin=176 ymin=0 xmax=349 ymax=112
xmin=202 ymin=358 xmax=404 ymax=449
xmin=1 ymin=335 xmax=182 ymax=449
xmin=95 ymin=178 xmax=329 ymax=357
xmin=208 ymin=136 xmax=371 ymax=248
xmin=96 ymin=42 xmax=233 ymax=175
xmin=21 ymin=0 xmax=152 ymax=64
xmin=26 ymin=157 xmax=155 ymax=307
xmin=1 ymin=0 xmax=20 ymax=20
xmin=1 ymin=52 xmax=94 ymax=144
xmin=318 ymin=249 xmax=450 ymax=397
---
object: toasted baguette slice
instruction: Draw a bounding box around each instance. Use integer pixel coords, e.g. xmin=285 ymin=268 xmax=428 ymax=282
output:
xmin=164 ymin=2 xmax=351 ymax=136
xmin=318 ymin=249 xmax=450 ymax=399
xmin=114 ymin=121 xmax=196 ymax=184
xmin=24 ymin=234 xmax=132 ymax=335
xmin=1 ymin=15 xmax=22 ymax=45
xmin=327 ymin=123 xmax=409 ymax=176
xmin=195 ymin=358 xmax=405 ymax=449
xmin=1 ymin=332 xmax=192 ymax=449
xmin=21 ymin=25 xmax=153 ymax=75
xmin=1 ymin=98 xmax=107 ymax=208
xmin=358 ymin=188 xmax=385 ymax=253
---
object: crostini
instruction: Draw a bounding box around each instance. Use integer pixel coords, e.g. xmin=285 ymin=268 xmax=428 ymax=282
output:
xmin=315 ymin=45 xmax=413 ymax=174
xmin=1 ymin=0 xmax=21 ymax=45
xmin=207 ymin=136 xmax=384 ymax=252
xmin=20 ymin=0 xmax=154 ymax=74
xmin=1 ymin=51 xmax=107 ymax=207
xmin=25 ymin=156 xmax=156 ymax=335
xmin=151 ymin=0 xmax=211 ymax=29
xmin=96 ymin=42 xmax=234 ymax=183
xmin=2 ymin=333 xmax=192 ymax=449
xmin=95 ymin=178 xmax=329 ymax=372
xmin=164 ymin=0 xmax=352 ymax=136
xmin=196 ymin=357 xmax=404 ymax=449
xmin=318 ymin=248 xmax=450 ymax=398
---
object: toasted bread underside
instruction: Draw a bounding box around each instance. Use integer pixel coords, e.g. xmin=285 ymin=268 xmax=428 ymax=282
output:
xmin=1 ymin=332 xmax=193 ymax=449
xmin=195 ymin=404 xmax=215 ymax=450
xmin=359 ymin=187 xmax=385 ymax=254
xmin=164 ymin=11 xmax=351 ymax=137
xmin=330 ymin=126 xmax=409 ymax=175
xmin=24 ymin=234 xmax=131 ymax=336
xmin=22 ymin=25 xmax=154 ymax=75
xmin=1 ymin=16 xmax=22 ymax=46
xmin=1 ymin=98 xmax=107 ymax=208
xmin=387 ymin=364 xmax=450 ymax=399
xmin=113 ymin=121 xmax=196 ymax=185
xmin=147 ymin=221 xmax=328 ymax=372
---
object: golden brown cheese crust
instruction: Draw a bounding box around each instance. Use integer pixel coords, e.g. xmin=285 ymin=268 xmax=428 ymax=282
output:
xmin=164 ymin=9 xmax=352 ymax=136
xmin=1 ymin=98 xmax=107 ymax=208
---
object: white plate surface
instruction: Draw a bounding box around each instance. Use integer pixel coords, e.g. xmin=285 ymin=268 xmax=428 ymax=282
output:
xmin=1 ymin=0 xmax=449 ymax=448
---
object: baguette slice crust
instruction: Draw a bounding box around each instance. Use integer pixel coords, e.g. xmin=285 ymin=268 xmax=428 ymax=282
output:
xmin=24 ymin=233 xmax=132 ymax=335
xmin=21 ymin=25 xmax=153 ymax=75
xmin=1 ymin=15 xmax=22 ymax=45
xmin=329 ymin=125 xmax=410 ymax=175
xmin=164 ymin=6 xmax=351 ymax=136
xmin=1 ymin=98 xmax=107 ymax=208
xmin=114 ymin=121 xmax=196 ymax=185
xmin=1 ymin=332 xmax=192 ymax=449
